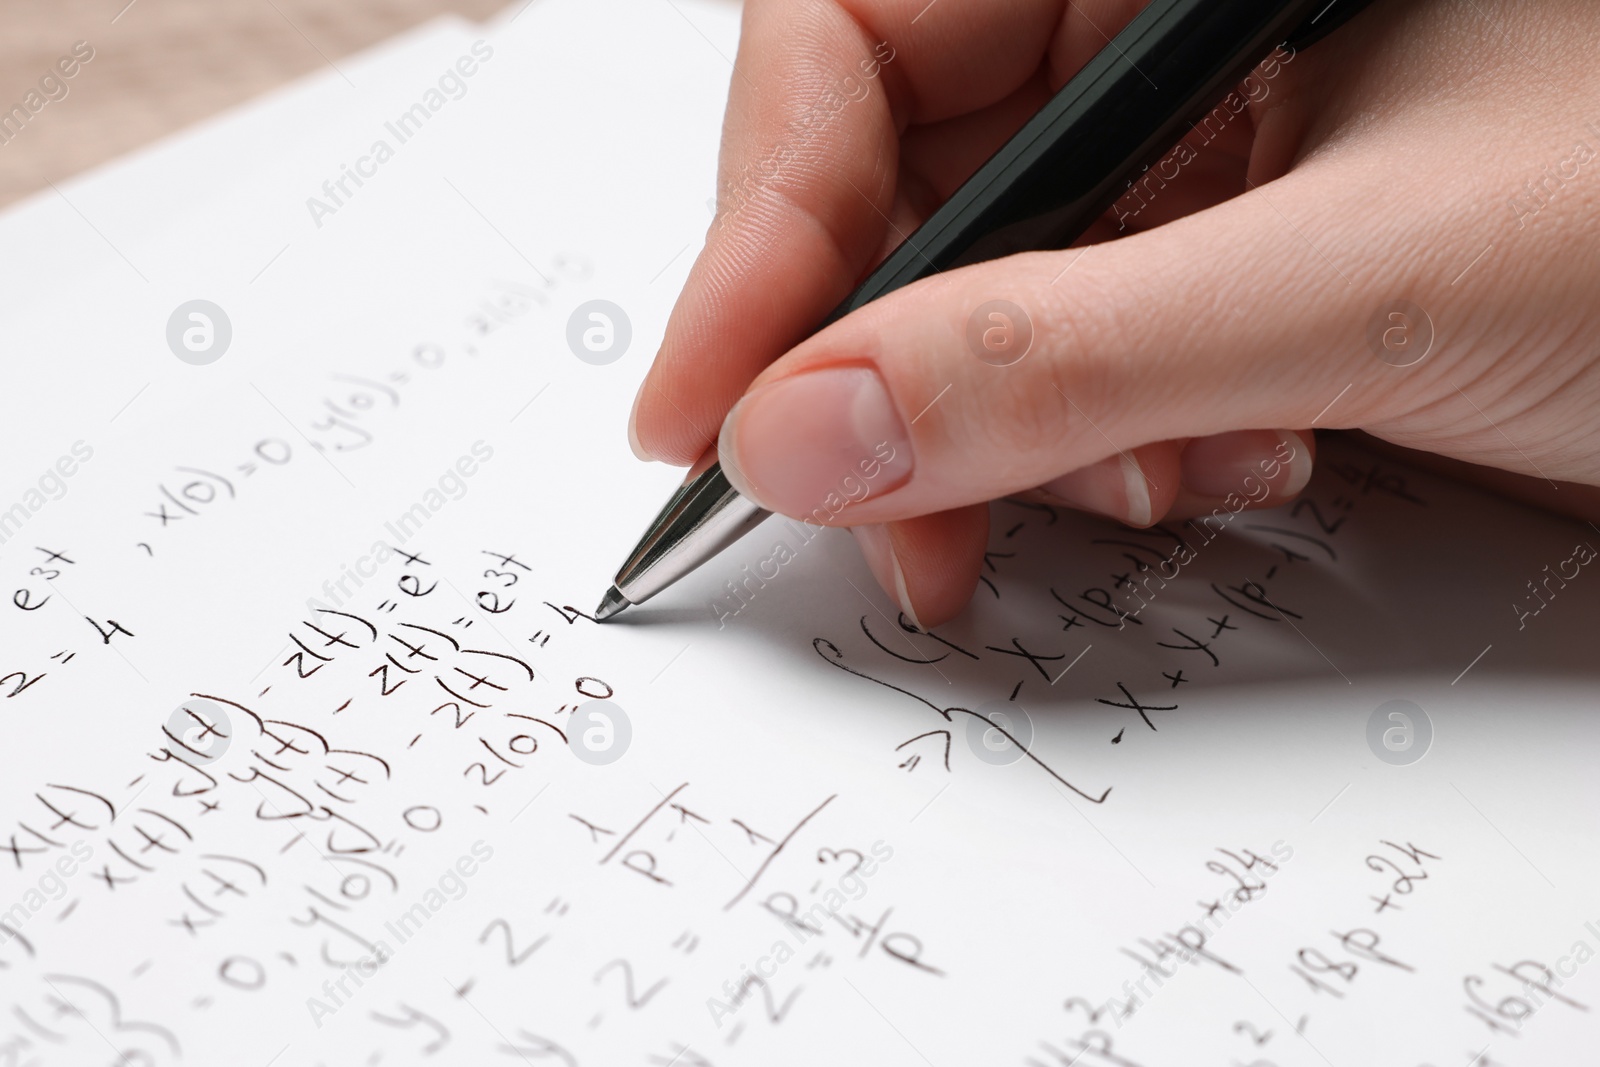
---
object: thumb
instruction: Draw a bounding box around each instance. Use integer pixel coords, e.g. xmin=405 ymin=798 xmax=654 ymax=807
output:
xmin=714 ymin=163 xmax=1439 ymax=525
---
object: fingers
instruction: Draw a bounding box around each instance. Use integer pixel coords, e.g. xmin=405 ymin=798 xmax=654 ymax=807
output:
xmin=1022 ymin=431 xmax=1315 ymax=524
xmin=713 ymin=159 xmax=1434 ymax=526
xmin=849 ymin=432 xmax=1313 ymax=628
xmin=1165 ymin=429 xmax=1315 ymax=519
xmin=631 ymin=0 xmax=1135 ymax=466
xmin=851 ymin=505 xmax=988 ymax=627
xmin=1034 ymin=440 xmax=1182 ymax=527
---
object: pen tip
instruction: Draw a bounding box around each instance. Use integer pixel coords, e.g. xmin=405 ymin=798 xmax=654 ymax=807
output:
xmin=594 ymin=586 xmax=630 ymax=623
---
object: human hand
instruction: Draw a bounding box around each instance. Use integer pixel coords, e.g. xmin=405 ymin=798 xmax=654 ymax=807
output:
xmin=630 ymin=0 xmax=1600 ymax=626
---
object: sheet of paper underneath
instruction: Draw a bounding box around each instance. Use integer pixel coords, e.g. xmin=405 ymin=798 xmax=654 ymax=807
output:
xmin=0 ymin=1 xmax=1596 ymax=1064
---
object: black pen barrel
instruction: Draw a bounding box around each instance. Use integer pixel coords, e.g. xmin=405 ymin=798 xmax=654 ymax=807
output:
xmin=818 ymin=0 xmax=1338 ymax=327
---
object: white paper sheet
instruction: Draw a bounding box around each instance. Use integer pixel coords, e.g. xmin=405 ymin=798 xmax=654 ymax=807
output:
xmin=1 ymin=1 xmax=1596 ymax=1064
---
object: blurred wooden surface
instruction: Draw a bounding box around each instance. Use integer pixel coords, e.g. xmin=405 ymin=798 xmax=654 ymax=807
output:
xmin=0 ymin=0 xmax=508 ymax=207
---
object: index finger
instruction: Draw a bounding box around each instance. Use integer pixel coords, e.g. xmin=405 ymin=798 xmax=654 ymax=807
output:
xmin=630 ymin=0 xmax=1119 ymax=465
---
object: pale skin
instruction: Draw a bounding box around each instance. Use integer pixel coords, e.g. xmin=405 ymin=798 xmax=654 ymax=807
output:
xmin=629 ymin=0 xmax=1600 ymax=626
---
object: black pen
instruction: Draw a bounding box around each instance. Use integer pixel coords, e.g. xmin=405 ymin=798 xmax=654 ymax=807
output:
xmin=596 ymin=0 xmax=1376 ymax=621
